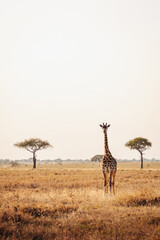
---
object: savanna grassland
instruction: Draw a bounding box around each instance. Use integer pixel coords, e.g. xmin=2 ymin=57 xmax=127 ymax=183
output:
xmin=0 ymin=162 xmax=160 ymax=240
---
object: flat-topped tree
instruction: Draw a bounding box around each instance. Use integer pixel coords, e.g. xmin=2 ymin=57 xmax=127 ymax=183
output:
xmin=125 ymin=137 xmax=152 ymax=169
xmin=14 ymin=138 xmax=52 ymax=168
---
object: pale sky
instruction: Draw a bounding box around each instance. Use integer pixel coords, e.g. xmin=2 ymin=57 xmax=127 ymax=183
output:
xmin=0 ymin=0 xmax=160 ymax=160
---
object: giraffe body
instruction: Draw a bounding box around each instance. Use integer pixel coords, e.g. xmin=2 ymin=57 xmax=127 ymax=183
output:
xmin=100 ymin=123 xmax=117 ymax=197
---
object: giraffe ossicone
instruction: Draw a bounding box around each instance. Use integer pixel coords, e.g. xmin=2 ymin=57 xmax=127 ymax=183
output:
xmin=100 ymin=123 xmax=117 ymax=197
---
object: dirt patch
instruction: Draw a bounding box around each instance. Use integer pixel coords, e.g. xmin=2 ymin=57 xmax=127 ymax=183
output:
xmin=1 ymin=212 xmax=26 ymax=223
xmin=127 ymin=197 xmax=160 ymax=207
xmin=149 ymin=217 xmax=160 ymax=226
xmin=23 ymin=206 xmax=78 ymax=218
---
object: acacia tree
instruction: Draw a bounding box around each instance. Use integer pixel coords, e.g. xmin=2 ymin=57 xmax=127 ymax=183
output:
xmin=125 ymin=137 xmax=152 ymax=169
xmin=90 ymin=155 xmax=103 ymax=162
xmin=14 ymin=138 xmax=52 ymax=169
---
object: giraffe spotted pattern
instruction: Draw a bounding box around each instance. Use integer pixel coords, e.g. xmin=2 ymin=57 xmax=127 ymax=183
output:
xmin=102 ymin=153 xmax=117 ymax=172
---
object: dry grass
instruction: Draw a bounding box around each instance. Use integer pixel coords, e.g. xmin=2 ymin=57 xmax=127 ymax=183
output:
xmin=0 ymin=162 xmax=160 ymax=239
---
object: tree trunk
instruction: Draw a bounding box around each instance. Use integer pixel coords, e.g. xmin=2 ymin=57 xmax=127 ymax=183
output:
xmin=33 ymin=152 xmax=36 ymax=169
xmin=140 ymin=152 xmax=143 ymax=169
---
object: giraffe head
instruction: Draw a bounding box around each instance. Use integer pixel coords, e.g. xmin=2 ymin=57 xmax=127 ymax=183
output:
xmin=99 ymin=123 xmax=110 ymax=133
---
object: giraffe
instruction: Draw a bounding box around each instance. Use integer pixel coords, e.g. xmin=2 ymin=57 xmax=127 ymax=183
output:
xmin=100 ymin=123 xmax=117 ymax=197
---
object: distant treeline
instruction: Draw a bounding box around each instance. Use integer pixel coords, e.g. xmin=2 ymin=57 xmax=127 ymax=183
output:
xmin=0 ymin=157 xmax=160 ymax=165
xmin=90 ymin=154 xmax=160 ymax=162
xmin=0 ymin=158 xmax=90 ymax=165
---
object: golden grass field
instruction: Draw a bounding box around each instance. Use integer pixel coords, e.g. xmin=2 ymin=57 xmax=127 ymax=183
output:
xmin=0 ymin=161 xmax=160 ymax=240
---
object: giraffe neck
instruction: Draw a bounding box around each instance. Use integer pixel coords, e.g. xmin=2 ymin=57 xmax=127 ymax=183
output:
xmin=104 ymin=130 xmax=110 ymax=155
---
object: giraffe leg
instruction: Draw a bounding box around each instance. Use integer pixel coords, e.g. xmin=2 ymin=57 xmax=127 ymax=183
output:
xmin=112 ymin=170 xmax=116 ymax=196
xmin=109 ymin=171 xmax=113 ymax=197
xmin=106 ymin=171 xmax=109 ymax=195
xmin=103 ymin=168 xmax=107 ymax=198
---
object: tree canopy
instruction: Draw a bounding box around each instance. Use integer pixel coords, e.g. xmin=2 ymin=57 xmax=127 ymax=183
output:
xmin=14 ymin=138 xmax=52 ymax=153
xmin=125 ymin=137 xmax=152 ymax=153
